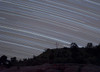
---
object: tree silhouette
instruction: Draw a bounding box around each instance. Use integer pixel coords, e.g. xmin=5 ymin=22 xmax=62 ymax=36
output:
xmin=86 ymin=43 xmax=93 ymax=48
xmin=0 ymin=55 xmax=7 ymax=65
xmin=70 ymin=43 xmax=78 ymax=48
xmin=10 ymin=57 xmax=18 ymax=66
xmin=0 ymin=55 xmax=11 ymax=68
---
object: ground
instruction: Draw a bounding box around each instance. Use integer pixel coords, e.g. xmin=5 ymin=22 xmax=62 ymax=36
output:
xmin=0 ymin=63 xmax=100 ymax=72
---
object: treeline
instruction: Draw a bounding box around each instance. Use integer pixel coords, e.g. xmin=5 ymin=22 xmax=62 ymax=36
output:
xmin=0 ymin=43 xmax=100 ymax=68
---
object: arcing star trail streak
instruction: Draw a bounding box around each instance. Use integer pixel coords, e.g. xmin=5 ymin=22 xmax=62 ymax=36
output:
xmin=0 ymin=0 xmax=100 ymax=59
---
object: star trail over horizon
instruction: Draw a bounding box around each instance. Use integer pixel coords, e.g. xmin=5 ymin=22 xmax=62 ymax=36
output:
xmin=0 ymin=0 xmax=100 ymax=59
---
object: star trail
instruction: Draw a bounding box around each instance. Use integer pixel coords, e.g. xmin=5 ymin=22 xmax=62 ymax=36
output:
xmin=0 ymin=0 xmax=100 ymax=59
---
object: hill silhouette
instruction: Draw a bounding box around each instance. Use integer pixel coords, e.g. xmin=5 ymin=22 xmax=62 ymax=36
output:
xmin=34 ymin=43 xmax=100 ymax=65
xmin=0 ymin=43 xmax=100 ymax=72
xmin=0 ymin=43 xmax=100 ymax=67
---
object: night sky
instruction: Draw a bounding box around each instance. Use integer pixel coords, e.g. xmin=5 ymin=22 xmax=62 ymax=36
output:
xmin=0 ymin=0 xmax=100 ymax=59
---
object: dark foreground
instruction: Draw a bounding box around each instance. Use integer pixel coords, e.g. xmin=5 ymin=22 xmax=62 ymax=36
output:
xmin=0 ymin=63 xmax=100 ymax=72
